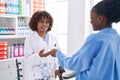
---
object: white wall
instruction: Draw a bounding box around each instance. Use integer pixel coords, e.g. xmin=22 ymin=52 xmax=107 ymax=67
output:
xmin=67 ymin=0 xmax=86 ymax=56
xmin=44 ymin=0 xmax=68 ymax=54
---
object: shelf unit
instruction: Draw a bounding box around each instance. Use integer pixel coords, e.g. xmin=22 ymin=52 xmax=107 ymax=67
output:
xmin=0 ymin=15 xmax=30 ymax=37
xmin=0 ymin=0 xmax=32 ymax=61
xmin=0 ymin=0 xmax=44 ymax=79
xmin=0 ymin=15 xmax=30 ymax=60
xmin=0 ymin=1 xmax=30 ymax=79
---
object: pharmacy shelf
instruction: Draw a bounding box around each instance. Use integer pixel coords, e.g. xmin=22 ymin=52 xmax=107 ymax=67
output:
xmin=0 ymin=35 xmax=27 ymax=39
xmin=0 ymin=15 xmax=30 ymax=39
xmin=0 ymin=35 xmax=17 ymax=39
xmin=0 ymin=0 xmax=44 ymax=79
xmin=0 ymin=14 xmax=30 ymax=18
xmin=0 ymin=14 xmax=17 ymax=18
xmin=0 ymin=56 xmax=24 ymax=62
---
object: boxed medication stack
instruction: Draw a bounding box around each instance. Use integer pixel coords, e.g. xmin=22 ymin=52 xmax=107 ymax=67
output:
xmin=6 ymin=0 xmax=19 ymax=15
xmin=0 ymin=0 xmax=7 ymax=14
xmin=33 ymin=0 xmax=43 ymax=13
xmin=0 ymin=42 xmax=8 ymax=60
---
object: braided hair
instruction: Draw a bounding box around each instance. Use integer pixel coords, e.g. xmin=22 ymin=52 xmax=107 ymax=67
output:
xmin=93 ymin=0 xmax=120 ymax=24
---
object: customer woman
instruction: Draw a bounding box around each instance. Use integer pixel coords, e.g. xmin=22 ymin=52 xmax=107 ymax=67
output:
xmin=40 ymin=0 xmax=120 ymax=80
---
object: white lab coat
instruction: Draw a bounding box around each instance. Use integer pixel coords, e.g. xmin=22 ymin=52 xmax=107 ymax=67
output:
xmin=23 ymin=31 xmax=59 ymax=80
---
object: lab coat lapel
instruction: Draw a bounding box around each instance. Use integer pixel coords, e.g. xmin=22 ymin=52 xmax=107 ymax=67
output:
xmin=47 ymin=34 xmax=57 ymax=49
xmin=32 ymin=32 xmax=48 ymax=53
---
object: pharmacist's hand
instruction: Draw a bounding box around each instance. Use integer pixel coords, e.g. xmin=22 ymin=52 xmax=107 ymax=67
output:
xmin=55 ymin=70 xmax=60 ymax=78
xmin=39 ymin=49 xmax=57 ymax=57
xmin=39 ymin=49 xmax=50 ymax=57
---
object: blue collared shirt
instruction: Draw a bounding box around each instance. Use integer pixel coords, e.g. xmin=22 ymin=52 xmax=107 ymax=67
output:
xmin=56 ymin=28 xmax=120 ymax=80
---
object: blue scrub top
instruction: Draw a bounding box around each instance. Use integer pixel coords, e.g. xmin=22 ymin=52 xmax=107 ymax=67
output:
xmin=56 ymin=28 xmax=120 ymax=80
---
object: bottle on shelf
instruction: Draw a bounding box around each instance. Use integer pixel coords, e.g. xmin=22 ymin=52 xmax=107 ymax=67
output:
xmin=13 ymin=44 xmax=19 ymax=58
xmin=18 ymin=43 xmax=24 ymax=57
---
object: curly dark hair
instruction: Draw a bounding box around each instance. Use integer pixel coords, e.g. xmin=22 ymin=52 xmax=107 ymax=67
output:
xmin=93 ymin=0 xmax=120 ymax=24
xmin=29 ymin=11 xmax=53 ymax=31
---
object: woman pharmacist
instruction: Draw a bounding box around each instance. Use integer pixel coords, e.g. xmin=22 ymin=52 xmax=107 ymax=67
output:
xmin=24 ymin=11 xmax=60 ymax=80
